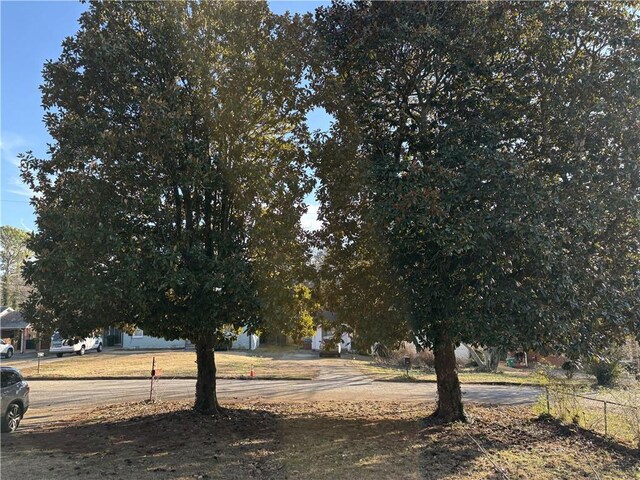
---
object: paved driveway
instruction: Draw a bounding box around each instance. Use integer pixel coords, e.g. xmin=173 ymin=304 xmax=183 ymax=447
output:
xmin=22 ymin=356 xmax=541 ymax=431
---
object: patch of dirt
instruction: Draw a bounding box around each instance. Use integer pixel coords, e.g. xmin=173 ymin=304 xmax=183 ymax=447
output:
xmin=1 ymin=401 xmax=638 ymax=480
xmin=2 ymin=401 xmax=281 ymax=480
xmin=421 ymin=406 xmax=640 ymax=480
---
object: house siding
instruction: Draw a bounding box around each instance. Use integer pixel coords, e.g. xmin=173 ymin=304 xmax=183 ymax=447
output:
xmin=231 ymin=330 xmax=260 ymax=350
xmin=311 ymin=326 xmax=352 ymax=352
xmin=122 ymin=328 xmax=258 ymax=351
xmin=122 ymin=333 xmax=187 ymax=350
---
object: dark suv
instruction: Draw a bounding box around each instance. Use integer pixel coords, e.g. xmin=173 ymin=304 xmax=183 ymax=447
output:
xmin=1 ymin=367 xmax=30 ymax=433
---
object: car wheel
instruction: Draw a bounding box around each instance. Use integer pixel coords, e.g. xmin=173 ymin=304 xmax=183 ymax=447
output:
xmin=5 ymin=348 xmax=12 ymax=359
xmin=56 ymin=353 xmax=64 ymax=358
xmin=1 ymin=403 xmax=22 ymax=433
xmin=77 ymin=345 xmax=85 ymax=356
xmin=97 ymin=343 xmax=103 ymax=353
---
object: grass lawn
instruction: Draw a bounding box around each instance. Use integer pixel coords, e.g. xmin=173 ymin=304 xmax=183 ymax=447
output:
xmin=19 ymin=349 xmax=320 ymax=380
xmin=356 ymin=361 xmax=551 ymax=385
xmin=357 ymin=359 xmax=593 ymax=386
xmin=2 ymin=401 xmax=638 ymax=479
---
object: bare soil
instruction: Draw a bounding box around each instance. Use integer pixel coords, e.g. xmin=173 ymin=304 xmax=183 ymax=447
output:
xmin=2 ymin=401 xmax=638 ymax=480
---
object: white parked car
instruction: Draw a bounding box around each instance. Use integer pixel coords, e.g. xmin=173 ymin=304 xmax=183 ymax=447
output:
xmin=49 ymin=332 xmax=103 ymax=357
xmin=0 ymin=340 xmax=14 ymax=359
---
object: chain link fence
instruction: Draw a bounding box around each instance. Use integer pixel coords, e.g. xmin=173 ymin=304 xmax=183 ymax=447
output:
xmin=544 ymin=385 xmax=640 ymax=446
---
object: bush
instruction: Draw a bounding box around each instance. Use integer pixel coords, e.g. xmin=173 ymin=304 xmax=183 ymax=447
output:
xmin=621 ymin=361 xmax=638 ymax=375
xmin=372 ymin=344 xmax=453 ymax=373
xmin=589 ymin=360 xmax=624 ymax=387
xmin=375 ymin=346 xmax=436 ymax=372
xmin=561 ymin=361 xmax=578 ymax=379
xmin=416 ymin=349 xmax=435 ymax=369
xmin=372 ymin=342 xmax=390 ymax=359
xmin=389 ymin=349 xmax=413 ymax=369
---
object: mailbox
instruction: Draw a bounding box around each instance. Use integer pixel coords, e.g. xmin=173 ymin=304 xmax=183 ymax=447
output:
xmin=403 ymin=356 xmax=411 ymax=375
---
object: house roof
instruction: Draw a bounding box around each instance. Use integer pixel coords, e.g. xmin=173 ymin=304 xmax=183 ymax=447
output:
xmin=0 ymin=310 xmax=30 ymax=330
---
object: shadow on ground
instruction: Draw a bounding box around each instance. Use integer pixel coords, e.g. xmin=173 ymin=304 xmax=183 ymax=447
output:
xmin=1 ymin=401 xmax=638 ymax=480
xmin=2 ymin=403 xmax=282 ymax=480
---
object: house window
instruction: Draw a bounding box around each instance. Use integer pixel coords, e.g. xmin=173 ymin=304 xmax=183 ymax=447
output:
xmin=132 ymin=328 xmax=144 ymax=338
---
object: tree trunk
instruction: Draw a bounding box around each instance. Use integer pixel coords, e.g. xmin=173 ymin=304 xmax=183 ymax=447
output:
xmin=487 ymin=347 xmax=501 ymax=372
xmin=1 ymin=274 xmax=8 ymax=306
xmin=194 ymin=334 xmax=221 ymax=414
xmin=463 ymin=344 xmax=501 ymax=373
xmin=463 ymin=343 xmax=487 ymax=369
xmin=432 ymin=339 xmax=466 ymax=422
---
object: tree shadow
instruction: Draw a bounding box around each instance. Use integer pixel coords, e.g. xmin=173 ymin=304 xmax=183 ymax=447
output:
xmin=534 ymin=414 xmax=640 ymax=458
xmin=269 ymin=404 xmax=428 ymax=479
xmin=1 ymin=403 xmax=283 ymax=480
xmin=1 ymin=402 xmax=637 ymax=480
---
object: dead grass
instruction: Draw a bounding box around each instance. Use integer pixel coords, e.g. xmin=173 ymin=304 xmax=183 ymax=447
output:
xmin=19 ymin=350 xmax=320 ymax=380
xmin=2 ymin=401 xmax=638 ymax=480
xmin=537 ymin=385 xmax=640 ymax=447
xmin=17 ymin=349 xmax=597 ymax=387
xmin=358 ymin=361 xmax=547 ymax=385
xmin=246 ymin=344 xmax=302 ymax=357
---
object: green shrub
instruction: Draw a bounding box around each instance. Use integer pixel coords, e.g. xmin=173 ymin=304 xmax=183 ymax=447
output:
xmin=561 ymin=360 xmax=578 ymax=379
xmin=589 ymin=360 xmax=624 ymax=387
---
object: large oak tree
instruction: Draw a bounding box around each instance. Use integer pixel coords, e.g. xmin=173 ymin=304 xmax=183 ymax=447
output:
xmin=21 ymin=1 xmax=312 ymax=413
xmin=312 ymin=1 xmax=640 ymax=421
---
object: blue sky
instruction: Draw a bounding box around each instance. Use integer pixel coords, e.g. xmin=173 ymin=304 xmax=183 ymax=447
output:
xmin=1 ymin=1 xmax=331 ymax=233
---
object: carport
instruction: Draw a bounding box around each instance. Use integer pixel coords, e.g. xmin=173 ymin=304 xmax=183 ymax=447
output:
xmin=0 ymin=309 xmax=31 ymax=353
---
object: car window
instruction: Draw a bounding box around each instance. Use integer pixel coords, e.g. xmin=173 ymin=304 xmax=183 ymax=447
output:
xmin=0 ymin=370 xmax=21 ymax=388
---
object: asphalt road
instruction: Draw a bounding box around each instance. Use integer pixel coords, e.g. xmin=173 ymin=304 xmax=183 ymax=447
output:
xmin=9 ymin=352 xmax=541 ymax=429
xmin=22 ymin=376 xmax=541 ymax=430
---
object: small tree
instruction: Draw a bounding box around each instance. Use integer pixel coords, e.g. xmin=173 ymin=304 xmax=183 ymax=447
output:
xmin=259 ymin=283 xmax=319 ymax=343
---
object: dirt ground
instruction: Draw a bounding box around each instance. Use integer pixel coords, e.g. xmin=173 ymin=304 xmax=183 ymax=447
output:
xmin=2 ymin=400 xmax=638 ymax=480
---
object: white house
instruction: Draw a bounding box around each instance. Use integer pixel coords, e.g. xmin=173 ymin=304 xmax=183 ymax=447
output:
xmin=231 ymin=329 xmax=259 ymax=350
xmin=397 ymin=341 xmax=470 ymax=362
xmin=121 ymin=327 xmax=259 ymax=350
xmin=454 ymin=345 xmax=470 ymax=362
xmin=0 ymin=308 xmax=33 ymax=353
xmin=121 ymin=328 xmax=188 ymax=350
xmin=311 ymin=324 xmax=352 ymax=352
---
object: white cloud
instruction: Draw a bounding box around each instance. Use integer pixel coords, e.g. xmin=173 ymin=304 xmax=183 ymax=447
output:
xmin=301 ymin=204 xmax=322 ymax=232
xmin=7 ymin=178 xmax=37 ymax=198
xmin=0 ymin=132 xmax=27 ymax=167
xmin=1 ymin=132 xmax=40 ymax=199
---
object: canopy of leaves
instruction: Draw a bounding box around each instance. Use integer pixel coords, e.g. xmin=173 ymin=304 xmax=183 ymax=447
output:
xmin=0 ymin=226 xmax=32 ymax=309
xmin=21 ymin=1 xmax=313 ymax=342
xmin=260 ymin=283 xmax=319 ymax=342
xmin=312 ymin=1 xmax=640 ymax=357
